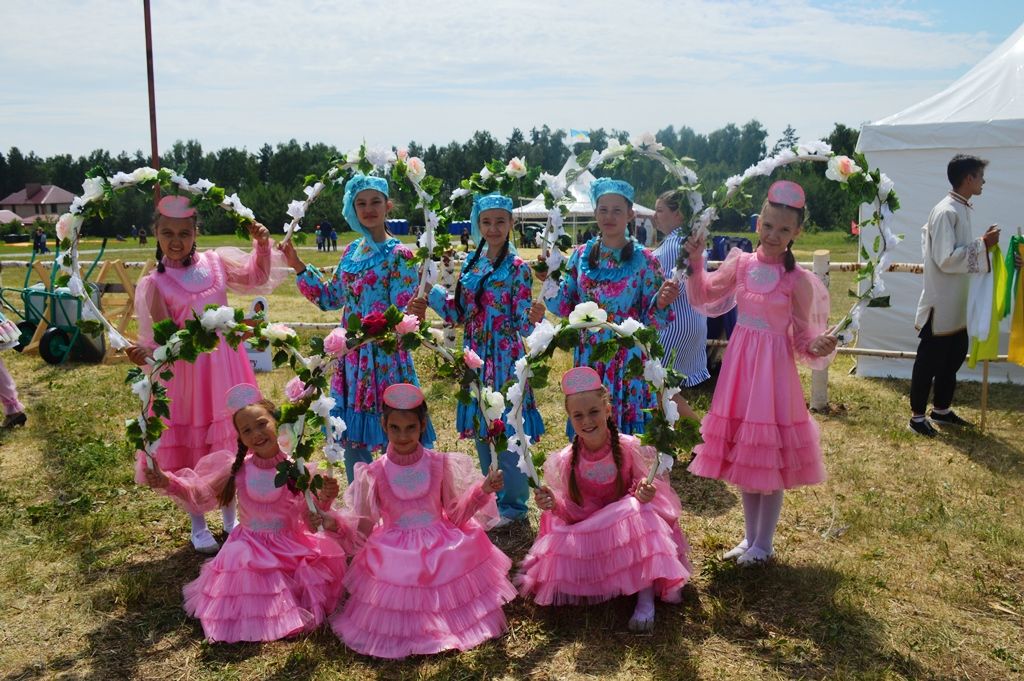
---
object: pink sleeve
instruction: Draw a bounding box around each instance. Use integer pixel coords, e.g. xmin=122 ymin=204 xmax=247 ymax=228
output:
xmin=685 ymin=248 xmax=742 ymax=317
xmin=541 ymin=446 xmax=589 ymax=524
xmin=216 ymin=241 xmax=291 ymax=295
xmin=132 ymin=274 xmax=170 ymax=350
xmin=623 ymin=437 xmax=684 ymax=522
xmin=134 ymin=449 xmax=236 ymax=515
xmin=322 ymin=507 xmax=364 ymax=556
xmin=441 ymin=452 xmax=500 ymax=529
xmin=342 ymin=461 xmax=381 ymax=539
xmin=789 ymin=269 xmax=835 ymax=370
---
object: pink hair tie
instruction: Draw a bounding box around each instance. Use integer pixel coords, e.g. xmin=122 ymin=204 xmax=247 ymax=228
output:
xmin=766 ymin=180 xmax=806 ymax=209
xmin=157 ymin=195 xmax=197 ymax=219
xmin=382 ymin=383 xmax=425 ymax=409
xmin=226 ymin=383 xmax=262 ymax=413
xmin=561 ymin=367 xmax=603 ymax=395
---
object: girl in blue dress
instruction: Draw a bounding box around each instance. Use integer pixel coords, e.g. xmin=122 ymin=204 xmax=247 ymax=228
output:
xmin=409 ymin=192 xmax=543 ymax=525
xmin=540 ymin=178 xmax=680 ymax=435
xmin=280 ymin=175 xmax=435 ymax=482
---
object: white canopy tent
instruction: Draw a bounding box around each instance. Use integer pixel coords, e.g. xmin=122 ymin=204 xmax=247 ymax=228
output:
xmin=855 ymin=23 xmax=1024 ymax=383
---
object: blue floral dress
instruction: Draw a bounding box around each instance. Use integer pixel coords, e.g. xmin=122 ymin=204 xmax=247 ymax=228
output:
xmin=545 ymin=237 xmax=671 ymax=435
xmin=428 ymin=250 xmax=545 ymax=441
xmin=296 ymin=237 xmax=435 ymax=451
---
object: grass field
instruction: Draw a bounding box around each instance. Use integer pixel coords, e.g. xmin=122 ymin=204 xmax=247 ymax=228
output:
xmin=0 ymin=231 xmax=1021 ymax=680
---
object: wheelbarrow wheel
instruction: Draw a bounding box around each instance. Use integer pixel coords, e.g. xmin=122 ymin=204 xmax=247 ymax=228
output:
xmin=39 ymin=328 xmax=73 ymax=365
xmin=14 ymin=321 xmax=36 ymax=352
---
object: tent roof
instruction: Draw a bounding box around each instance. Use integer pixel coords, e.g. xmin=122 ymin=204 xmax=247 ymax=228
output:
xmin=859 ymin=23 xmax=1024 ymax=151
xmin=513 ymin=157 xmax=654 ymax=219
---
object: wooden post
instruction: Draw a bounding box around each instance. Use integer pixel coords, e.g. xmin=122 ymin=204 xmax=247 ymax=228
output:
xmin=980 ymin=360 xmax=989 ymax=432
xmin=810 ymin=249 xmax=830 ymax=411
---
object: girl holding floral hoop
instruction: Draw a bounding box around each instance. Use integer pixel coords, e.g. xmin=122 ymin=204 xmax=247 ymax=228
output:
xmin=127 ymin=196 xmax=287 ymax=554
xmin=538 ymin=177 xmax=681 ymax=436
xmin=408 ymin=192 xmax=543 ymax=526
xmin=0 ymin=311 xmax=27 ymax=429
xmin=142 ymin=384 xmax=354 ymax=643
xmin=331 ymin=383 xmax=515 ymax=658
xmin=279 ymin=175 xmax=435 ymax=483
xmin=684 ymin=180 xmax=837 ymax=566
xmin=516 ymin=367 xmax=691 ymax=632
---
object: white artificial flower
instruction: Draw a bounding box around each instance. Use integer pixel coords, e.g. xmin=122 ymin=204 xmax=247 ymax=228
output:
xmin=505 ymin=157 xmax=527 ymax=178
xmin=152 ymin=345 xmax=169 ymax=363
xmin=548 ymin=209 xmax=564 ymax=230
xmin=131 ymin=167 xmax=159 ymax=183
xmin=167 ymin=332 xmax=184 ymax=355
xmin=796 ymin=140 xmax=832 ymax=157
xmin=427 ymin=326 xmax=445 ymax=344
xmin=525 ymin=319 xmax=557 ymax=358
xmin=825 ymin=156 xmax=862 ymax=183
xmin=480 ymin=166 xmax=493 ymax=181
xmin=480 ymin=387 xmax=506 ymax=422
xmin=81 ymin=177 xmax=105 ymax=203
xmin=310 ymin=394 xmax=337 ymax=418
xmin=192 ymin=178 xmax=215 ymax=193
xmin=604 ymin=138 xmax=625 ymax=157
xmin=662 ymin=386 xmax=681 ymax=425
xmin=422 ymin=259 xmax=438 ymax=286
xmin=725 ymin=175 xmax=743 ymax=194
xmin=346 ymin=148 xmax=362 ymax=164
xmin=67 ymin=276 xmax=84 ymax=297
xmin=451 ymin=187 xmax=470 ymax=200
xmin=328 ymin=416 xmax=347 ymax=438
xmin=70 ymin=196 xmax=85 ymax=215
xmin=110 ymin=171 xmax=134 ymax=188
xmin=775 ymin=148 xmax=797 ymax=165
xmin=200 ymin=305 xmax=236 ymax=332
xmin=55 ymin=213 xmax=82 ymax=242
xmin=130 ymin=375 xmax=152 ymax=404
xmin=263 ymin=323 xmax=297 ymax=342
xmin=655 ymin=452 xmax=675 ymax=476
xmin=277 ymin=422 xmax=298 ymax=455
xmin=170 ymin=172 xmax=190 ymax=189
xmin=303 ymin=182 xmax=324 ymax=199
xmin=224 ymin=193 xmax=255 ymax=220
xmin=418 ymin=229 xmax=436 ymax=250
xmin=568 ymin=301 xmax=608 ymax=327
xmin=286 ymin=200 xmax=306 ymax=220
xmin=631 ymin=131 xmax=664 ymax=152
xmin=539 ymin=172 xmax=566 ymax=200
xmin=514 ymin=356 xmax=530 ymax=382
xmin=544 ymin=248 xmax=564 ymax=273
xmin=324 ymin=442 xmax=345 ymax=465
xmin=406 ymin=157 xmax=427 ymax=183
xmin=644 ymin=359 xmax=667 ymax=388
xmin=541 ymin=277 xmax=560 ymax=301
xmin=877 ymin=173 xmax=895 ymax=202
xmin=613 ymin=318 xmax=644 ymax=337
xmin=366 ymin=147 xmax=397 ymax=167
xmin=506 ymin=380 xmax=523 ymax=408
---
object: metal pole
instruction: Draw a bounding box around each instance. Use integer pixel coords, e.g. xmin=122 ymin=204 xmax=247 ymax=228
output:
xmin=143 ymin=0 xmax=160 ymax=203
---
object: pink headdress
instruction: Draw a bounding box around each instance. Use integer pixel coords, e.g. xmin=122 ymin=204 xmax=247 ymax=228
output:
xmin=561 ymin=367 xmax=603 ymax=395
xmin=382 ymin=383 xmax=425 ymax=410
xmin=157 ymin=195 xmax=197 ymax=219
xmin=766 ymin=180 xmax=806 ymax=209
xmin=226 ymin=383 xmax=262 ymax=413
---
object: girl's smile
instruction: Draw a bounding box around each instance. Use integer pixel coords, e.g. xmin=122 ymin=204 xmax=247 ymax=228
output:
xmin=566 ymin=390 xmax=612 ymax=450
xmin=234 ymin=404 xmax=280 ymax=459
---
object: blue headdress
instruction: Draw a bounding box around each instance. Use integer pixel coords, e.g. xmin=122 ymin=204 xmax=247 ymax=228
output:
xmin=589 ymin=177 xmax=635 ymax=205
xmin=342 ymin=174 xmax=390 ymax=248
xmin=469 ymin=192 xmax=514 ymax=245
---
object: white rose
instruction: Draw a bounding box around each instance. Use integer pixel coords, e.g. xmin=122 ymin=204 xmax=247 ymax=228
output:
xmin=324 ymin=442 xmax=345 ymax=465
xmin=655 ymin=451 xmax=675 ymax=476
xmin=55 ymin=213 xmax=81 ymax=242
xmin=568 ymin=301 xmax=608 ymax=327
xmin=263 ymin=323 xmax=297 ymax=342
xmin=170 ymin=173 xmax=190 ymax=189
xmin=525 ymin=319 xmax=557 ymax=358
xmin=81 ymin=177 xmax=105 ymax=203
xmin=328 ymin=416 xmax=347 ymax=438
xmin=613 ymin=318 xmax=644 ymax=337
xmin=152 ymin=345 xmax=169 ymax=363
xmin=366 ymin=147 xmax=397 ymax=167
xmin=310 ymin=394 xmax=337 ymax=418
xmin=544 ymin=248 xmax=564 ymax=273
xmin=200 ymin=305 xmax=236 ymax=332
xmin=480 ymin=166 xmax=493 ymax=181
xmin=480 ymin=387 xmax=506 ymax=422
xmin=541 ymin=277 xmax=560 ymax=301
xmin=277 ymin=422 xmax=298 ymax=455
xmin=286 ymin=200 xmax=306 ymax=221
xmin=131 ymin=167 xmax=158 ymax=183
xmin=662 ymin=386 xmax=681 ymax=425
xmin=505 ymin=157 xmax=527 ymax=178
xmin=643 ymin=358 xmax=667 ymax=389
xmin=506 ymin=381 xmax=523 ymax=408
xmin=631 ymin=131 xmax=663 ymax=152
xmin=110 ymin=171 xmax=134 ymax=188
xmin=406 ymin=157 xmax=427 ymax=183
xmin=797 ymin=140 xmax=832 ymax=157
xmin=451 ymin=187 xmax=470 ymax=200
xmin=877 ymin=173 xmax=895 ymax=201
xmin=192 ymin=178 xmax=214 ymax=193
xmin=70 ymin=196 xmax=85 ymax=215
xmin=539 ymin=172 xmax=566 ymax=200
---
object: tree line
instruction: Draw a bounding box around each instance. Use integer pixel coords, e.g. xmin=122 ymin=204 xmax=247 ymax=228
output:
xmin=1 ymin=121 xmax=862 ymax=238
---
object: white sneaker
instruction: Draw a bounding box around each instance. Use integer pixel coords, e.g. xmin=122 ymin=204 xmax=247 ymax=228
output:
xmin=723 ymin=540 xmax=749 ymax=560
xmin=736 ymin=546 xmax=773 ymax=567
xmin=191 ymin=528 xmax=221 ymax=555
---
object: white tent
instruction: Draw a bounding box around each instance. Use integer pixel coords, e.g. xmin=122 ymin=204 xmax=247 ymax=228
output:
xmin=855 ymin=23 xmax=1024 ymax=384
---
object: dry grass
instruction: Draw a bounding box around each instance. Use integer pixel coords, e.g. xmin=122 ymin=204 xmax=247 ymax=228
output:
xmin=0 ymin=232 xmax=1021 ymax=680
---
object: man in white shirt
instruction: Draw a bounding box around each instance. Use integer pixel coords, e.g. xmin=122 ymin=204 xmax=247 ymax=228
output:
xmin=909 ymin=154 xmax=1000 ymax=436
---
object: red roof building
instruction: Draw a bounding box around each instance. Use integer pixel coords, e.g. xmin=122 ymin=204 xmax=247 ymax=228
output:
xmin=0 ymin=183 xmax=75 ymax=222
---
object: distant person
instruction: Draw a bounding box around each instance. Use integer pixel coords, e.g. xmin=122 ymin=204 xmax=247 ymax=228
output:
xmin=635 ymin=219 xmax=647 ymax=246
xmin=315 ymin=223 xmax=324 ymax=252
xmin=460 ymin=226 xmax=470 ymax=252
xmin=33 ymin=227 xmax=49 ymax=254
xmin=909 ymin=154 xmax=1000 ymax=436
xmin=329 ymin=225 xmax=338 ymax=251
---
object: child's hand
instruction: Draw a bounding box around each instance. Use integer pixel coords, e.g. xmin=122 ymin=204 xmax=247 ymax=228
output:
xmin=634 ymin=480 xmax=656 ymax=503
xmin=125 ymin=345 xmax=152 ymax=366
xmin=406 ymin=297 xmax=428 ymax=322
xmin=277 ymin=241 xmax=305 ymax=274
xmin=534 ymin=485 xmax=555 ymax=511
xmin=307 ymin=509 xmax=337 ymax=532
xmin=656 ymin=280 xmax=680 ymax=309
xmin=482 ymin=469 xmax=504 ymax=494
xmin=321 ymin=477 xmax=340 ymax=503
xmin=684 ymin=233 xmax=705 ymax=263
xmin=143 ymin=462 xmax=169 ymax=489
xmin=810 ymin=334 xmax=838 ymax=357
xmin=528 ymin=301 xmax=546 ymax=325
xmin=247 ymin=221 xmax=271 ymax=244
xmin=982 ymin=224 xmax=1001 ymax=248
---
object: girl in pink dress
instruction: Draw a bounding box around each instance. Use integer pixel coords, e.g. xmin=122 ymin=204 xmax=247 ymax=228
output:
xmin=516 ymin=367 xmax=692 ymax=633
xmin=128 ymin=195 xmax=287 ymax=553
xmin=142 ymin=384 xmax=354 ymax=643
xmin=684 ymin=181 xmax=838 ymax=566
xmin=330 ymin=383 xmax=516 ymax=659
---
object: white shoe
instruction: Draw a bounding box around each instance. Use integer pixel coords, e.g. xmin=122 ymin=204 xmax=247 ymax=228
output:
xmin=736 ymin=546 xmax=773 ymax=567
xmin=191 ymin=528 xmax=221 ymax=555
xmin=723 ymin=540 xmax=749 ymax=560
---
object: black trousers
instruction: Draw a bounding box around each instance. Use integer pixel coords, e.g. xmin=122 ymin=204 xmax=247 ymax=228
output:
xmin=909 ymin=316 xmax=968 ymax=415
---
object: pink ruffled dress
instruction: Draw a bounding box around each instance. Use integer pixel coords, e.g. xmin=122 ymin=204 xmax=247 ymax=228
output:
xmin=331 ymin=445 xmax=516 ymax=659
xmin=133 ymin=243 xmax=288 ymax=484
xmin=151 ymin=449 xmax=352 ymax=643
xmin=516 ymin=434 xmax=692 ymax=605
xmin=685 ymin=248 xmax=833 ymax=492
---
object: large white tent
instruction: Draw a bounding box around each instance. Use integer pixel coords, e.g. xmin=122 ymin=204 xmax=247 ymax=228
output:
xmin=854 ymin=23 xmax=1024 ymax=384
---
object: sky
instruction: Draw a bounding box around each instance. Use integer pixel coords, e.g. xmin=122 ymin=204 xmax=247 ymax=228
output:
xmin=2 ymin=0 xmax=1022 ymax=158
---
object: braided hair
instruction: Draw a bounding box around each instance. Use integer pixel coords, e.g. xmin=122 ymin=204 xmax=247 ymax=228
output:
xmin=454 ymin=237 xmax=511 ymax=320
xmin=217 ymin=398 xmax=279 ymax=507
xmin=587 ymin=236 xmax=634 ymax=270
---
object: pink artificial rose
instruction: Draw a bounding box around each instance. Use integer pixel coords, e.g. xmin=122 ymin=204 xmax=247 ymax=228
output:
xmin=463 ymin=348 xmax=484 ymax=370
xmin=395 ymin=314 xmax=419 ymax=335
xmin=284 ymin=376 xmax=310 ymax=402
xmin=323 ymin=328 xmax=348 ymax=357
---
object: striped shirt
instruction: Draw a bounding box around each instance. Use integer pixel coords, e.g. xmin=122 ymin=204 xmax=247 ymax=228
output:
xmin=653 ymin=232 xmax=710 ymax=386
